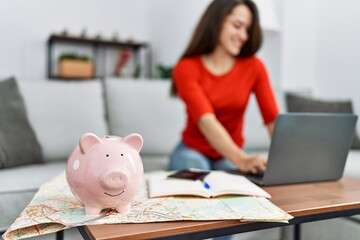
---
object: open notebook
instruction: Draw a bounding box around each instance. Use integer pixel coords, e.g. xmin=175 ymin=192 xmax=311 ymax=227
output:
xmin=148 ymin=171 xmax=271 ymax=199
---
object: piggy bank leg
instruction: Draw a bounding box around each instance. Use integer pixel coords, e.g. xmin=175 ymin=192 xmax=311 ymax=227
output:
xmin=84 ymin=205 xmax=102 ymax=215
xmin=115 ymin=203 xmax=131 ymax=213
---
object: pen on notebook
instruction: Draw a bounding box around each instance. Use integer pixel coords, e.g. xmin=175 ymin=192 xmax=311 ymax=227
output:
xmin=201 ymin=180 xmax=211 ymax=189
xmin=197 ymin=174 xmax=211 ymax=189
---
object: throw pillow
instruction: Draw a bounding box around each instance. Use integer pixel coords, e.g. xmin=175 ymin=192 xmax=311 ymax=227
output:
xmin=0 ymin=77 xmax=44 ymax=168
xmin=285 ymin=92 xmax=360 ymax=149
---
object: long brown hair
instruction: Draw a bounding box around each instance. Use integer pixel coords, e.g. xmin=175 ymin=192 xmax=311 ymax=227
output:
xmin=171 ymin=0 xmax=262 ymax=95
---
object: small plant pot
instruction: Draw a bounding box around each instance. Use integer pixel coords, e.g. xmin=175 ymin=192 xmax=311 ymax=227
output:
xmin=59 ymin=60 xmax=94 ymax=79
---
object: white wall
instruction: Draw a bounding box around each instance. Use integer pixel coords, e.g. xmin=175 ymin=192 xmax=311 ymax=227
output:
xmin=147 ymin=0 xmax=282 ymax=87
xmin=0 ymin=0 xmax=281 ymax=86
xmin=280 ymin=0 xmax=360 ymax=116
xmin=314 ymin=0 xmax=360 ymax=112
xmin=280 ymin=0 xmax=319 ymax=91
xmin=148 ymin=0 xmax=211 ymax=69
xmin=0 ymin=0 xmax=149 ymax=79
xmin=1 ymin=0 xmax=360 ymax=117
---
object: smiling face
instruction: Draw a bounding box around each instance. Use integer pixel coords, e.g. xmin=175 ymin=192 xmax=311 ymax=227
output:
xmin=217 ymin=4 xmax=253 ymax=56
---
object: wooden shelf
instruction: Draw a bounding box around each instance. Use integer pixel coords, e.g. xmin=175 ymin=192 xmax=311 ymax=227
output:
xmin=48 ymin=34 xmax=148 ymax=49
xmin=47 ymin=34 xmax=151 ymax=80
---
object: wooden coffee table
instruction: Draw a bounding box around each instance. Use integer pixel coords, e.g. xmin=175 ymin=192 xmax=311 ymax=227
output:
xmin=78 ymin=176 xmax=360 ymax=240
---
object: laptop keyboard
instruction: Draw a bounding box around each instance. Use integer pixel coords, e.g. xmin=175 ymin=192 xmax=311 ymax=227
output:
xmin=226 ymin=169 xmax=264 ymax=178
xmin=226 ymin=169 xmax=264 ymax=184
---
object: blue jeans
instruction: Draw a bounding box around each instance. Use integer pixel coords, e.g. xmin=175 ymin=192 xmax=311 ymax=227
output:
xmin=169 ymin=142 xmax=236 ymax=240
xmin=169 ymin=142 xmax=236 ymax=171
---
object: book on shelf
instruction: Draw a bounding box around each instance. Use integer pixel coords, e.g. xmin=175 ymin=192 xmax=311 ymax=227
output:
xmin=148 ymin=170 xmax=271 ymax=199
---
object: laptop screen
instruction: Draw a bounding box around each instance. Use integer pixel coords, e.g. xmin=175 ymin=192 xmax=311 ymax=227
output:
xmin=262 ymin=113 xmax=357 ymax=185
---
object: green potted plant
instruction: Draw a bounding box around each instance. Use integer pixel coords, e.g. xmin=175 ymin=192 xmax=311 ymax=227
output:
xmin=156 ymin=64 xmax=173 ymax=80
xmin=58 ymin=52 xmax=94 ymax=79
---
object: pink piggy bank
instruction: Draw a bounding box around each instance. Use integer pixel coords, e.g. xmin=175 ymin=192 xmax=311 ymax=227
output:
xmin=66 ymin=133 xmax=144 ymax=215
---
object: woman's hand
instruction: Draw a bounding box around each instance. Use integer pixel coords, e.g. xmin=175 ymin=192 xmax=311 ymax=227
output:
xmin=197 ymin=114 xmax=268 ymax=174
xmin=235 ymin=154 xmax=267 ymax=174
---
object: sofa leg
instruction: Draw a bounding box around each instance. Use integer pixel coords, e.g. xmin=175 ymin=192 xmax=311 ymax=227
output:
xmin=56 ymin=230 xmax=64 ymax=240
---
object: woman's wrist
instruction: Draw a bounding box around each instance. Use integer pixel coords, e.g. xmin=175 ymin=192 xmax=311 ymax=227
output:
xmin=232 ymin=149 xmax=249 ymax=169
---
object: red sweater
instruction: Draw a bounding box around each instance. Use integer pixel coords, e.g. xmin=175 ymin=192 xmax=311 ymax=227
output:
xmin=173 ymin=56 xmax=279 ymax=159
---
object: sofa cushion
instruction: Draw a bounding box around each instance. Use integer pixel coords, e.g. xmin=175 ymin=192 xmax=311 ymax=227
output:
xmin=0 ymin=162 xmax=66 ymax=192
xmin=344 ymin=150 xmax=360 ymax=178
xmin=142 ymin=155 xmax=169 ymax=172
xmin=286 ymin=93 xmax=360 ymax=149
xmin=105 ymin=79 xmax=185 ymax=155
xmin=17 ymin=79 xmax=108 ymax=161
xmin=0 ymin=77 xmax=43 ymax=168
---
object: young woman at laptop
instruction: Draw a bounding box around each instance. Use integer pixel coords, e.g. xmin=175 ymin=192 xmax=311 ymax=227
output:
xmin=169 ymin=0 xmax=279 ymax=175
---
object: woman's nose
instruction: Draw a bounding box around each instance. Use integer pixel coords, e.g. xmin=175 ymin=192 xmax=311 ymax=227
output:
xmin=239 ymin=28 xmax=248 ymax=42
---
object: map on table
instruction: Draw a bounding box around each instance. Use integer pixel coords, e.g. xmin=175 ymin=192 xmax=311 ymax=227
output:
xmin=3 ymin=171 xmax=293 ymax=240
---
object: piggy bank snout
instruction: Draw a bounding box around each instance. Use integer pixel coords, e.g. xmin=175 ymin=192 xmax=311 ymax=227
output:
xmin=100 ymin=171 xmax=129 ymax=190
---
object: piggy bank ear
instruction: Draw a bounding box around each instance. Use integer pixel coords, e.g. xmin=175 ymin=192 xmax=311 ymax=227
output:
xmin=79 ymin=133 xmax=102 ymax=154
xmin=123 ymin=133 xmax=143 ymax=152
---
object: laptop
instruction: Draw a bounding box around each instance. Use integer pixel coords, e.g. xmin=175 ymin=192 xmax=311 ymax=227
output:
xmin=229 ymin=113 xmax=358 ymax=186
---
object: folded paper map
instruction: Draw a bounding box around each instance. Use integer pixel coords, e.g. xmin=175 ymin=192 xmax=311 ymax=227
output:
xmin=3 ymin=171 xmax=293 ymax=240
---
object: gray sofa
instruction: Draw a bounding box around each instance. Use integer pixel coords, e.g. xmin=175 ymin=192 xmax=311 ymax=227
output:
xmin=0 ymin=77 xmax=359 ymax=240
xmin=0 ymin=78 xmax=185 ymax=233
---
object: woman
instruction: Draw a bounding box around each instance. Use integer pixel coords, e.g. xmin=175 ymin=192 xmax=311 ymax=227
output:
xmin=169 ymin=0 xmax=279 ymax=174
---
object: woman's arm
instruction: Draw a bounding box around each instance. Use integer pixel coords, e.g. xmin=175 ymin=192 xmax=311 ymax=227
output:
xmin=266 ymin=121 xmax=275 ymax=136
xmin=198 ymin=113 xmax=267 ymax=174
